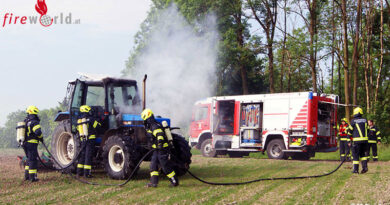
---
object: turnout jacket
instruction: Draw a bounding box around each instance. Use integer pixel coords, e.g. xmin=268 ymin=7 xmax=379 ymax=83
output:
xmin=338 ymin=123 xmax=350 ymax=141
xmin=368 ymin=125 xmax=381 ymax=143
xmin=145 ymin=120 xmax=169 ymax=149
xmin=77 ymin=113 xmax=101 ymax=140
xmin=24 ymin=114 xmax=43 ymax=143
xmin=347 ymin=115 xmax=369 ymax=143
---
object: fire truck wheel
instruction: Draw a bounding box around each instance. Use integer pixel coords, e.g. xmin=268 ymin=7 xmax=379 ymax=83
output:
xmin=266 ymin=139 xmax=288 ymax=159
xmin=170 ymin=134 xmax=192 ymax=176
xmin=103 ymin=135 xmax=140 ymax=180
xmin=201 ymin=139 xmax=217 ymax=158
xmin=51 ymin=120 xmax=80 ymax=173
xmin=291 ymin=153 xmax=310 ymax=160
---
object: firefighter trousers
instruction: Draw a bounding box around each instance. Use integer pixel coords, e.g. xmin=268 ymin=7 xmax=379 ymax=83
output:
xmin=77 ymin=139 xmax=95 ymax=176
xmin=339 ymin=140 xmax=350 ymax=161
xmin=367 ymin=142 xmax=378 ymax=161
xmin=352 ymin=142 xmax=368 ymax=172
xmin=149 ymin=149 xmax=176 ymax=184
xmin=24 ymin=142 xmax=38 ymax=179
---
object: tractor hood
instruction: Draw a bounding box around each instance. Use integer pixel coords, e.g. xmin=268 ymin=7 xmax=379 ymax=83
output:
xmin=122 ymin=114 xmax=171 ymax=127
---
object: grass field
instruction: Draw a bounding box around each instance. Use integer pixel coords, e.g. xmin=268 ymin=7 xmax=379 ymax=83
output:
xmin=248 ymin=144 xmax=390 ymax=161
xmin=1 ymin=147 xmax=390 ymax=204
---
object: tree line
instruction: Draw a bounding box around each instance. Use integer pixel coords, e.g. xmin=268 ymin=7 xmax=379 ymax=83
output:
xmin=123 ymin=0 xmax=389 ymax=141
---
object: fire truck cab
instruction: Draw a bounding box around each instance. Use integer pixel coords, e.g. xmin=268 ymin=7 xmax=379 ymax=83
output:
xmin=189 ymin=92 xmax=339 ymax=160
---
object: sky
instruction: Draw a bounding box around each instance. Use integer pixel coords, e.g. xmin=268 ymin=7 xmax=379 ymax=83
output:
xmin=0 ymin=0 xmax=151 ymax=126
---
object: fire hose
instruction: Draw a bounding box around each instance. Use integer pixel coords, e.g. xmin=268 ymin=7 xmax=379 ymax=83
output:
xmin=39 ymin=141 xmax=154 ymax=186
xmin=186 ymin=159 xmax=346 ymax=185
xmin=38 ymin=141 xmax=346 ymax=186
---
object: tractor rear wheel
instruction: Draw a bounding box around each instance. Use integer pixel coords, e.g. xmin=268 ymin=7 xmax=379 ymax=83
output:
xmin=170 ymin=134 xmax=192 ymax=176
xmin=51 ymin=120 xmax=80 ymax=173
xmin=103 ymin=135 xmax=140 ymax=180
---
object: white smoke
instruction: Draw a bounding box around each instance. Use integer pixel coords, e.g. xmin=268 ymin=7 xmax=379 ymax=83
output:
xmin=129 ymin=4 xmax=218 ymax=129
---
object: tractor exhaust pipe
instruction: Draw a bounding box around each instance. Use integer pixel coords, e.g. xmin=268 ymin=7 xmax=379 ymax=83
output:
xmin=142 ymin=74 xmax=147 ymax=110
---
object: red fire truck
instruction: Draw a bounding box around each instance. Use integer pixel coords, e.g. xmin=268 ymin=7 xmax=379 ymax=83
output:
xmin=189 ymin=92 xmax=339 ymax=160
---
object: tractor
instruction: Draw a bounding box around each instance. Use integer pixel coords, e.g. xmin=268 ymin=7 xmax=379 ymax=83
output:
xmin=51 ymin=75 xmax=192 ymax=179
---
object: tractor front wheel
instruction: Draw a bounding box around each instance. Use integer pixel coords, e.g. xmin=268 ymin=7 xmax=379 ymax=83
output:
xmin=103 ymin=135 xmax=140 ymax=180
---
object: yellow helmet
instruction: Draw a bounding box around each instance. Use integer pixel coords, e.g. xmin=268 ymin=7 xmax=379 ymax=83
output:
xmin=341 ymin=118 xmax=348 ymax=122
xmin=141 ymin=108 xmax=153 ymax=121
xmin=80 ymin=105 xmax=91 ymax=113
xmin=26 ymin=105 xmax=39 ymax=115
xmin=353 ymin=107 xmax=363 ymax=115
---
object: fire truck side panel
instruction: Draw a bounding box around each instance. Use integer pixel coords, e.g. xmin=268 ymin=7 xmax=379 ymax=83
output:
xmin=262 ymin=97 xmax=289 ymax=131
xmin=262 ymin=93 xmax=308 ymax=150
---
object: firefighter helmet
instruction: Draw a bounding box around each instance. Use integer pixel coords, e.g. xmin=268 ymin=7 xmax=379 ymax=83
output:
xmin=26 ymin=105 xmax=39 ymax=115
xmin=80 ymin=105 xmax=92 ymax=113
xmin=341 ymin=118 xmax=348 ymax=122
xmin=353 ymin=107 xmax=363 ymax=115
xmin=141 ymin=109 xmax=154 ymax=121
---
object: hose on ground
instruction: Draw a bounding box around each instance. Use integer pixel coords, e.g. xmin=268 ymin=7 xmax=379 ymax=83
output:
xmin=40 ymin=141 xmax=154 ymax=186
xmin=39 ymin=141 xmax=346 ymax=186
xmin=186 ymin=158 xmax=346 ymax=185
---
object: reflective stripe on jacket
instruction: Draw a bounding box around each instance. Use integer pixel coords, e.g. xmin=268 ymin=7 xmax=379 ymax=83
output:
xmin=347 ymin=116 xmax=368 ymax=143
xmin=368 ymin=125 xmax=381 ymax=142
xmin=25 ymin=114 xmax=42 ymax=143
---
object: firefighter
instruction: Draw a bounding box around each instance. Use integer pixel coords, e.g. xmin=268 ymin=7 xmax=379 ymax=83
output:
xmin=76 ymin=105 xmax=101 ymax=178
xmin=23 ymin=105 xmax=43 ymax=182
xmin=347 ymin=107 xmax=369 ymax=174
xmin=338 ymin=118 xmax=351 ymax=161
xmin=141 ymin=108 xmax=179 ymax=188
xmin=367 ymin=120 xmax=381 ymax=161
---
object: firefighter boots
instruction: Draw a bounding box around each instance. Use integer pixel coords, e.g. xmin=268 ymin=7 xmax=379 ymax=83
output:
xmin=147 ymin=176 xmax=158 ymax=188
xmin=77 ymin=169 xmax=84 ymax=177
xmin=169 ymin=176 xmax=179 ymax=187
xmin=352 ymin=164 xmax=359 ymax=174
xmin=84 ymin=169 xmax=93 ymax=178
xmin=30 ymin=173 xmax=39 ymax=182
xmin=361 ymin=160 xmax=368 ymax=174
xmin=24 ymin=169 xmax=29 ymax=181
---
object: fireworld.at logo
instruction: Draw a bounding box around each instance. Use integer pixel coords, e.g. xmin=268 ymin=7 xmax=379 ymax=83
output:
xmin=1 ymin=0 xmax=81 ymax=28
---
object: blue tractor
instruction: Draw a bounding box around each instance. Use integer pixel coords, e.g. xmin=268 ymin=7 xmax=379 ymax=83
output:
xmin=51 ymin=76 xmax=192 ymax=179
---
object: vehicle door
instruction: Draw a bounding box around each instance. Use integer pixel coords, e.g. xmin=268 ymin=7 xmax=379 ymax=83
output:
xmin=190 ymin=105 xmax=210 ymax=139
xmin=69 ymin=80 xmax=85 ymax=133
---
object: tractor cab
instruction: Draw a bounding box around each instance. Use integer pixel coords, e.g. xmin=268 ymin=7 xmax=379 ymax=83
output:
xmin=55 ymin=77 xmax=143 ymax=141
xmin=69 ymin=78 xmax=141 ymax=132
